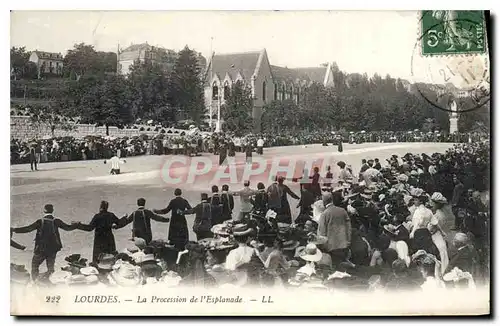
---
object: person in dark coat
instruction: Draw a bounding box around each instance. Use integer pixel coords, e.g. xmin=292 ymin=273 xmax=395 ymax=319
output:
xmin=76 ymin=201 xmax=123 ymax=263
xmin=324 ymin=166 xmax=333 ymax=188
xmin=209 ymin=185 xmax=223 ymax=226
xmin=373 ymin=158 xmax=382 ymax=170
xmin=310 ymin=167 xmax=322 ymax=199
xmin=252 ymin=182 xmax=268 ymax=214
xmin=10 ymin=229 xmax=26 ymax=250
xmin=153 ymin=189 xmax=192 ymax=250
xmin=221 ymin=184 xmax=235 ymax=222
xmin=186 ymin=193 xmax=213 ymax=240
xmin=228 ymin=140 xmax=236 ymax=157
xmin=337 ymin=138 xmax=343 ymax=153
xmin=29 ymin=144 xmax=38 ymax=171
xmin=219 ymin=141 xmax=227 ymax=166
xmin=297 ymin=183 xmax=315 ymax=216
xmin=245 ymin=143 xmax=253 ymax=164
xmin=276 ymin=176 xmax=300 ymax=224
xmin=11 ymin=204 xmax=79 ymax=280
xmin=117 ymin=198 xmax=170 ymax=245
xmin=445 ymin=233 xmax=480 ymax=279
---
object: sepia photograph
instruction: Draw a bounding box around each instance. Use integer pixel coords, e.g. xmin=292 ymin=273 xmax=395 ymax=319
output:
xmin=9 ymin=9 xmax=491 ymax=316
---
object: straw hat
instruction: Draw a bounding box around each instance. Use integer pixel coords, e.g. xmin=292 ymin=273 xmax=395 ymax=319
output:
xmin=80 ymin=266 xmax=99 ymax=276
xmin=109 ymin=262 xmax=142 ymax=287
xmin=430 ymin=192 xmax=448 ymax=204
xmin=383 ymin=224 xmax=399 ymax=236
xmin=297 ymin=243 xmax=323 ymax=262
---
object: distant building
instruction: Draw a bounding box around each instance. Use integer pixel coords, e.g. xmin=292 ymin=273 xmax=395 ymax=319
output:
xmin=117 ymin=43 xmax=178 ymax=75
xmin=117 ymin=43 xmax=207 ymax=75
xmin=204 ymin=48 xmax=336 ymax=132
xmin=29 ymin=51 xmax=64 ymax=76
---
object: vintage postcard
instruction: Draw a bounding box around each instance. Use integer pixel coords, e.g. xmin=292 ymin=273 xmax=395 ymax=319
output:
xmin=10 ymin=10 xmax=490 ymax=316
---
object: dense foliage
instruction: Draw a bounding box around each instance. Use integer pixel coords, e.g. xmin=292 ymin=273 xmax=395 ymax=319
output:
xmin=11 ymin=43 xmax=489 ymax=134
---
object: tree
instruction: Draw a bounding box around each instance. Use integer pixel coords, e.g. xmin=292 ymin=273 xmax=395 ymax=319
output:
xmin=262 ymin=99 xmax=301 ymax=133
xmin=127 ymin=58 xmax=174 ymax=124
xmin=63 ymin=43 xmax=98 ymax=79
xmin=221 ymin=81 xmax=253 ymax=133
xmin=27 ymin=104 xmax=75 ymax=137
xmin=67 ymin=74 xmax=133 ymax=135
xmin=10 ymin=47 xmax=32 ymax=80
xmin=63 ymin=43 xmax=117 ymax=80
xmin=169 ymin=46 xmax=205 ymax=123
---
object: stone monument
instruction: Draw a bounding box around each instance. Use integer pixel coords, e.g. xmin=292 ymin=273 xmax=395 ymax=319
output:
xmin=449 ymin=100 xmax=458 ymax=134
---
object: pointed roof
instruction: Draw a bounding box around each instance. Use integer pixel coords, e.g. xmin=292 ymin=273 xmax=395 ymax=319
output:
xmin=293 ymin=67 xmax=329 ymax=85
xmin=32 ymin=51 xmax=63 ymax=60
xmin=208 ymin=50 xmax=262 ymax=83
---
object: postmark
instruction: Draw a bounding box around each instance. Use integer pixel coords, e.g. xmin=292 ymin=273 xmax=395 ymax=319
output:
xmin=421 ymin=10 xmax=487 ymax=56
xmin=411 ymin=11 xmax=490 ymax=114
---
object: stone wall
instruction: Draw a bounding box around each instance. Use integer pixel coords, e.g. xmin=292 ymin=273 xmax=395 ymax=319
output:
xmin=10 ymin=116 xmax=189 ymax=141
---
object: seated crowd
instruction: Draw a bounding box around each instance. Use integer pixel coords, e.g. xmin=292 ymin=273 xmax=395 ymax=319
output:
xmin=11 ymin=141 xmax=489 ymax=292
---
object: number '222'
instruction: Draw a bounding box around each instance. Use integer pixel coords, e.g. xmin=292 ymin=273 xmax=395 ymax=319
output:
xmin=45 ymin=295 xmax=61 ymax=303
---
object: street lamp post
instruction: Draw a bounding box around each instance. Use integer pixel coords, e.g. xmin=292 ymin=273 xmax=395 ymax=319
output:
xmin=216 ymin=88 xmax=221 ymax=132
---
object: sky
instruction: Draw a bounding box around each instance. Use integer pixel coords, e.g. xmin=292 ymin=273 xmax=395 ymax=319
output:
xmin=9 ymin=10 xmax=489 ymax=85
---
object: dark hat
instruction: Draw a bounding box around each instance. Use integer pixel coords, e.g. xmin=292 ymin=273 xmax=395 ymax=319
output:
xmin=44 ymin=204 xmax=54 ymax=214
xmin=97 ymin=253 xmax=116 ymax=270
xmin=64 ymin=254 xmax=88 ymax=269
xmin=232 ymin=224 xmax=254 ymax=237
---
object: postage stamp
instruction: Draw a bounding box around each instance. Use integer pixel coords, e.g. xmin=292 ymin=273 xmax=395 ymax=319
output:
xmin=412 ymin=10 xmax=490 ymax=113
xmin=421 ymin=10 xmax=487 ymax=56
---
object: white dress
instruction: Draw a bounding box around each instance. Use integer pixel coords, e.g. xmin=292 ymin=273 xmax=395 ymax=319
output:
xmin=430 ymin=209 xmax=449 ymax=274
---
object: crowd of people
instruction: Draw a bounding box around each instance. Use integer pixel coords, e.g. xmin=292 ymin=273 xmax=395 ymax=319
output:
xmin=11 ymin=141 xmax=490 ymax=292
xmin=10 ymin=129 xmax=488 ymax=166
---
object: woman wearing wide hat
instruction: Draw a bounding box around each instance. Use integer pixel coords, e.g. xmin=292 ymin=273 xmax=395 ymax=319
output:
xmin=429 ymin=192 xmax=450 ymax=274
xmin=76 ymin=201 xmax=122 ymax=263
xmin=225 ymin=224 xmax=266 ymax=287
xmin=409 ymin=189 xmax=440 ymax=260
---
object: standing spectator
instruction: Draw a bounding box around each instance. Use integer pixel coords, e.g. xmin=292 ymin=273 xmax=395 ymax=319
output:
xmin=451 ymin=174 xmax=466 ymax=230
xmin=209 ymin=185 xmax=223 ymax=226
xmin=310 ymin=167 xmax=321 ymax=199
xmin=232 ymin=181 xmax=257 ymax=222
xmin=252 ymin=182 xmax=268 ymax=213
xmin=245 ymin=143 xmax=253 ymax=164
xmin=220 ymin=184 xmax=234 ymax=222
xmin=323 ymin=165 xmax=333 ymax=188
xmin=257 ymin=136 xmax=264 ymax=155
xmin=317 ymin=192 xmax=351 ymax=270
xmin=11 ymin=204 xmax=79 ymax=281
xmin=337 ymin=161 xmax=352 ymax=183
xmin=29 ymin=144 xmax=37 ymax=171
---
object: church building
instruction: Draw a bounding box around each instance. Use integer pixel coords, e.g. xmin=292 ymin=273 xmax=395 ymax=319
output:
xmin=204 ymin=48 xmax=336 ymax=133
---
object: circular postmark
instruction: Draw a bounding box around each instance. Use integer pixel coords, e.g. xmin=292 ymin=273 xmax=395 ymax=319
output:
xmin=411 ymin=14 xmax=490 ymax=114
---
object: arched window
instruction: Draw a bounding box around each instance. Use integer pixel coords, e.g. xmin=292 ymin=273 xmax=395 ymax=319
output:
xmin=223 ymin=81 xmax=230 ymax=100
xmin=274 ymin=83 xmax=278 ymax=100
xmin=262 ymin=81 xmax=266 ymax=102
xmin=212 ymin=82 xmax=219 ymax=100
xmin=281 ymin=83 xmax=286 ymax=100
xmin=295 ymin=88 xmax=300 ymax=104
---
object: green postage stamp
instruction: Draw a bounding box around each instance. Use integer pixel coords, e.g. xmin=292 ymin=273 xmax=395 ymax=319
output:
xmin=421 ymin=10 xmax=487 ymax=55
